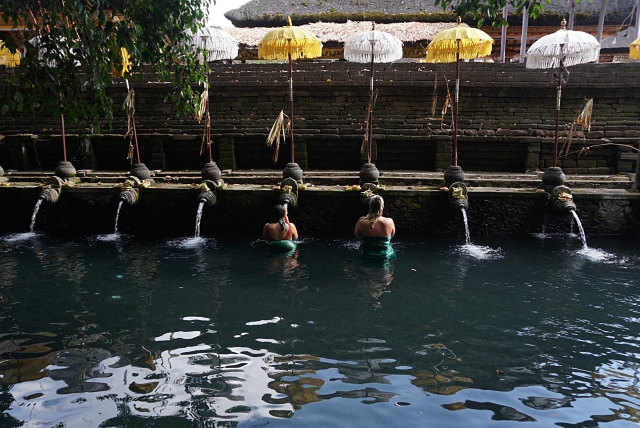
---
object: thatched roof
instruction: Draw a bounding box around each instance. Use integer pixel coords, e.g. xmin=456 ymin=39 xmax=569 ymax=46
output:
xmin=226 ymin=21 xmax=459 ymax=47
xmin=225 ymin=0 xmax=636 ymax=27
xmin=225 ymin=0 xmax=443 ymax=24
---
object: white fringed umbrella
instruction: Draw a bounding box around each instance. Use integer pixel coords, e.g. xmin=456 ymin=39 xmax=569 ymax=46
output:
xmin=344 ymin=23 xmax=403 ymax=164
xmin=192 ymin=27 xmax=239 ymax=62
xmin=526 ymin=26 xmax=600 ymax=69
xmin=526 ymin=19 xmax=600 ymax=168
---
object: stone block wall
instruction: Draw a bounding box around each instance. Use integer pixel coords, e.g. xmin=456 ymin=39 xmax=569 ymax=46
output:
xmin=1 ymin=62 xmax=639 ymax=173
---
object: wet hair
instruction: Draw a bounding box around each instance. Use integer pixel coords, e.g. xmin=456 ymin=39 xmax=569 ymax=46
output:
xmin=364 ymin=195 xmax=384 ymax=227
xmin=270 ymin=204 xmax=286 ymax=222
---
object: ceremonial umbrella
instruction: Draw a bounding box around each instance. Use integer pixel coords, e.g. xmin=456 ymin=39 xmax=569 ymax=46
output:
xmin=191 ymin=26 xmax=239 ymax=62
xmin=0 ymin=41 xmax=20 ymax=67
xmin=630 ymin=37 xmax=640 ymax=59
xmin=526 ymin=19 xmax=600 ymax=172
xmin=190 ymin=27 xmax=238 ymax=180
xmin=426 ymin=18 xmax=493 ymax=181
xmin=344 ymin=23 xmax=403 ymax=166
xmin=258 ymin=17 xmax=322 ymax=172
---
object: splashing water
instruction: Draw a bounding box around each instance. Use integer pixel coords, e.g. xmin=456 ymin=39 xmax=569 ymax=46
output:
xmin=569 ymin=210 xmax=613 ymax=261
xmin=4 ymin=232 xmax=36 ymax=242
xmin=194 ymin=200 xmax=205 ymax=238
xmin=95 ymin=200 xmax=124 ymax=241
xmin=461 ymin=207 xmax=471 ymax=245
xmin=458 ymin=207 xmax=503 ymax=260
xmin=459 ymin=243 xmax=503 ymax=260
xmin=570 ymin=209 xmax=588 ymax=249
xmin=29 ymin=198 xmax=44 ymax=233
xmin=114 ymin=200 xmax=124 ymax=235
xmin=577 ymin=245 xmax=615 ymax=262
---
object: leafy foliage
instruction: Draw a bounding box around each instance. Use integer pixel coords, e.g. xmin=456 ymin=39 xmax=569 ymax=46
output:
xmin=0 ymin=0 xmax=212 ymax=134
xmin=433 ymin=0 xmax=564 ymax=27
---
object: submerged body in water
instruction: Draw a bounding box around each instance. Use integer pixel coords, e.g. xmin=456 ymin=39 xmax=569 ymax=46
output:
xmin=355 ymin=195 xmax=396 ymax=260
xmin=264 ymin=204 xmax=299 ymax=255
xmin=358 ymin=234 xmax=396 ymax=259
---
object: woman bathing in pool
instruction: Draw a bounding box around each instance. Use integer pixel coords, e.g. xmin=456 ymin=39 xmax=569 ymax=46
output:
xmin=354 ymin=195 xmax=396 ymax=259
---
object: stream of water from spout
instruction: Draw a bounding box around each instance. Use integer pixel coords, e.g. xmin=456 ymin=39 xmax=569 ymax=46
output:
xmin=194 ymin=200 xmax=205 ymax=238
xmin=29 ymin=198 xmax=44 ymax=233
xmin=570 ymin=209 xmax=588 ymax=248
xmin=461 ymin=207 xmax=471 ymax=245
xmin=114 ymin=200 xmax=124 ymax=235
xmin=458 ymin=207 xmax=502 ymax=260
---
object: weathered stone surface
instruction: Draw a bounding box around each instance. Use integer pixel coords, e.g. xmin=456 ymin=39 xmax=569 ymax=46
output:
xmin=1 ymin=62 xmax=639 ymax=175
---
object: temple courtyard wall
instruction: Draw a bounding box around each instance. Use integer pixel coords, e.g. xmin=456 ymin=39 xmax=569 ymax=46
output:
xmin=1 ymin=61 xmax=639 ymax=174
xmin=1 ymin=61 xmax=639 ymax=237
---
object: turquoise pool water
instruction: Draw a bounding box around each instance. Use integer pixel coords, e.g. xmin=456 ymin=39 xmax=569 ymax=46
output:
xmin=1 ymin=231 xmax=639 ymax=427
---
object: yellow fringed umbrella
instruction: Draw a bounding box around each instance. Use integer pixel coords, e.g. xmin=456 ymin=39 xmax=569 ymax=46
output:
xmin=0 ymin=41 xmax=20 ymax=67
xmin=630 ymin=37 xmax=640 ymax=59
xmin=426 ymin=18 xmax=493 ymax=171
xmin=258 ymin=17 xmax=322 ymax=167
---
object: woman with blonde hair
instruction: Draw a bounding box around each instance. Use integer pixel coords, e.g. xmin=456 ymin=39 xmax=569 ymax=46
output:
xmin=354 ymin=195 xmax=396 ymax=259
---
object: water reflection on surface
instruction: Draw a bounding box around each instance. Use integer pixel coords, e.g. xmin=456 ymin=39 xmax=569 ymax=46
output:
xmin=0 ymin=233 xmax=639 ymax=427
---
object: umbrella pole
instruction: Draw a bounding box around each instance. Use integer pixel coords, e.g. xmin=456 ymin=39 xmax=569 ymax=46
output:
xmin=453 ymin=46 xmax=460 ymax=166
xmin=207 ymin=96 xmax=213 ymax=163
xmin=61 ymin=114 xmax=67 ymax=162
xmin=369 ymin=43 xmax=375 ymax=164
xmin=288 ymin=53 xmax=295 ymax=164
xmin=207 ymin=113 xmax=212 ymax=163
xmin=125 ymin=80 xmax=141 ymax=165
xmin=132 ymin=110 xmax=141 ymax=165
xmin=554 ymin=77 xmax=562 ymax=168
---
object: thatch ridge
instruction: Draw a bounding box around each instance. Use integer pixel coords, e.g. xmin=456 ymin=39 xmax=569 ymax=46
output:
xmin=225 ymin=0 xmax=637 ymax=27
xmin=226 ymin=21 xmax=459 ymax=47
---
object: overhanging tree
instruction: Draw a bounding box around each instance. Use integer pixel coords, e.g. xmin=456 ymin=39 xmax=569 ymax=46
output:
xmin=0 ymin=0 xmax=212 ymax=135
xmin=434 ymin=0 xmax=557 ymax=27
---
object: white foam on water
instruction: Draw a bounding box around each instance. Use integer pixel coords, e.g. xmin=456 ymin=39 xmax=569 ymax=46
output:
xmin=4 ymin=232 xmax=37 ymax=242
xmin=169 ymin=237 xmax=207 ymax=249
xmin=96 ymin=233 xmax=120 ymax=242
xmin=459 ymin=243 xmax=503 ymax=260
xmin=577 ymin=246 xmax=615 ymax=263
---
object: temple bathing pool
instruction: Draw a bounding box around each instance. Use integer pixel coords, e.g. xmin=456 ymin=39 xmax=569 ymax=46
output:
xmin=1 ymin=232 xmax=639 ymax=427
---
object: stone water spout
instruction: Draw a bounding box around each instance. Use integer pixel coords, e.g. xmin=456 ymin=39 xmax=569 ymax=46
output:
xmin=118 ymin=176 xmax=141 ymax=205
xmin=279 ymin=177 xmax=298 ymax=208
xmin=550 ymin=185 xmax=576 ymax=214
xmin=196 ymin=180 xmax=221 ymax=207
xmin=39 ymin=176 xmax=65 ymax=203
xmin=360 ymin=182 xmax=379 ymax=207
xmin=448 ymin=182 xmax=469 ymax=211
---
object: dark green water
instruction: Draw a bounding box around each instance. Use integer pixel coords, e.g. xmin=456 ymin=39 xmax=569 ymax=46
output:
xmin=1 ymin=231 xmax=639 ymax=427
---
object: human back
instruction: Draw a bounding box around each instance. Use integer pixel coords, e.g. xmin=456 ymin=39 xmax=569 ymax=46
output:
xmin=263 ymin=204 xmax=298 ymax=242
xmin=354 ymin=195 xmax=395 ymax=239
xmin=354 ymin=195 xmax=396 ymax=259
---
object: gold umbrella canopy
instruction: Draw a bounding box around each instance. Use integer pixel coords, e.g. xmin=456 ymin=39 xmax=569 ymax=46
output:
xmin=258 ymin=16 xmax=323 ymax=60
xmin=258 ymin=17 xmax=323 ymax=168
xmin=425 ymin=18 xmax=493 ymax=172
xmin=426 ymin=19 xmax=493 ymax=63
xmin=0 ymin=41 xmax=20 ymax=67
xmin=630 ymin=37 xmax=640 ymax=59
